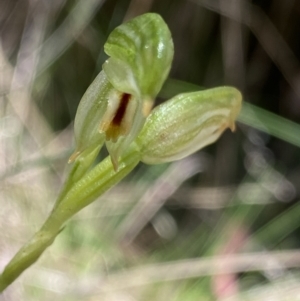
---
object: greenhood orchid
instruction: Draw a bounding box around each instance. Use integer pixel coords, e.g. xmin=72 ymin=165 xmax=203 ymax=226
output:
xmin=70 ymin=13 xmax=174 ymax=170
xmin=0 ymin=13 xmax=242 ymax=292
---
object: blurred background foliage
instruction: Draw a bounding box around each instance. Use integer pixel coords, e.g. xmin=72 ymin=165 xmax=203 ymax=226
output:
xmin=1 ymin=0 xmax=300 ymax=300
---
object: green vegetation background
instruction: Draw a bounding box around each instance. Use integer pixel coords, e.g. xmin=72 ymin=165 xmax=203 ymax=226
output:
xmin=1 ymin=0 xmax=300 ymax=300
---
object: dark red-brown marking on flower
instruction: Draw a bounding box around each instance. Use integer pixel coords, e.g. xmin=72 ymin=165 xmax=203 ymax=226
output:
xmin=112 ymin=93 xmax=131 ymax=126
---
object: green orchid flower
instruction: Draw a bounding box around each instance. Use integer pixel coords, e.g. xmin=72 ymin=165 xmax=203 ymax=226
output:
xmin=0 ymin=13 xmax=242 ymax=292
xmin=70 ymin=13 xmax=174 ymax=170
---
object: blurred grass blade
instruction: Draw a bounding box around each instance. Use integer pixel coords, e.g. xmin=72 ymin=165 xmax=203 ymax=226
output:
xmin=238 ymin=102 xmax=300 ymax=148
xmin=253 ymin=202 xmax=300 ymax=247
xmin=38 ymin=0 xmax=105 ymax=73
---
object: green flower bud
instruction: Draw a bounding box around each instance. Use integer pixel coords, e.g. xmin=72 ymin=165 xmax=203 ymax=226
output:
xmin=137 ymin=87 xmax=242 ymax=164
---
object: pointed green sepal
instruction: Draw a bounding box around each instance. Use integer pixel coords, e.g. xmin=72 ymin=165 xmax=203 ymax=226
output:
xmin=70 ymin=71 xmax=113 ymax=162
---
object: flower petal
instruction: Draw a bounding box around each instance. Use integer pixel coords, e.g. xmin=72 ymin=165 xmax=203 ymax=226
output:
xmin=103 ymin=13 xmax=174 ymax=99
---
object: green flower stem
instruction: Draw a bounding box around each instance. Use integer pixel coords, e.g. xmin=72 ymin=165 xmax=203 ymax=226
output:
xmin=0 ymin=145 xmax=141 ymax=292
xmin=54 ymin=145 xmax=102 ymax=209
xmin=55 ymin=144 xmax=141 ymax=220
